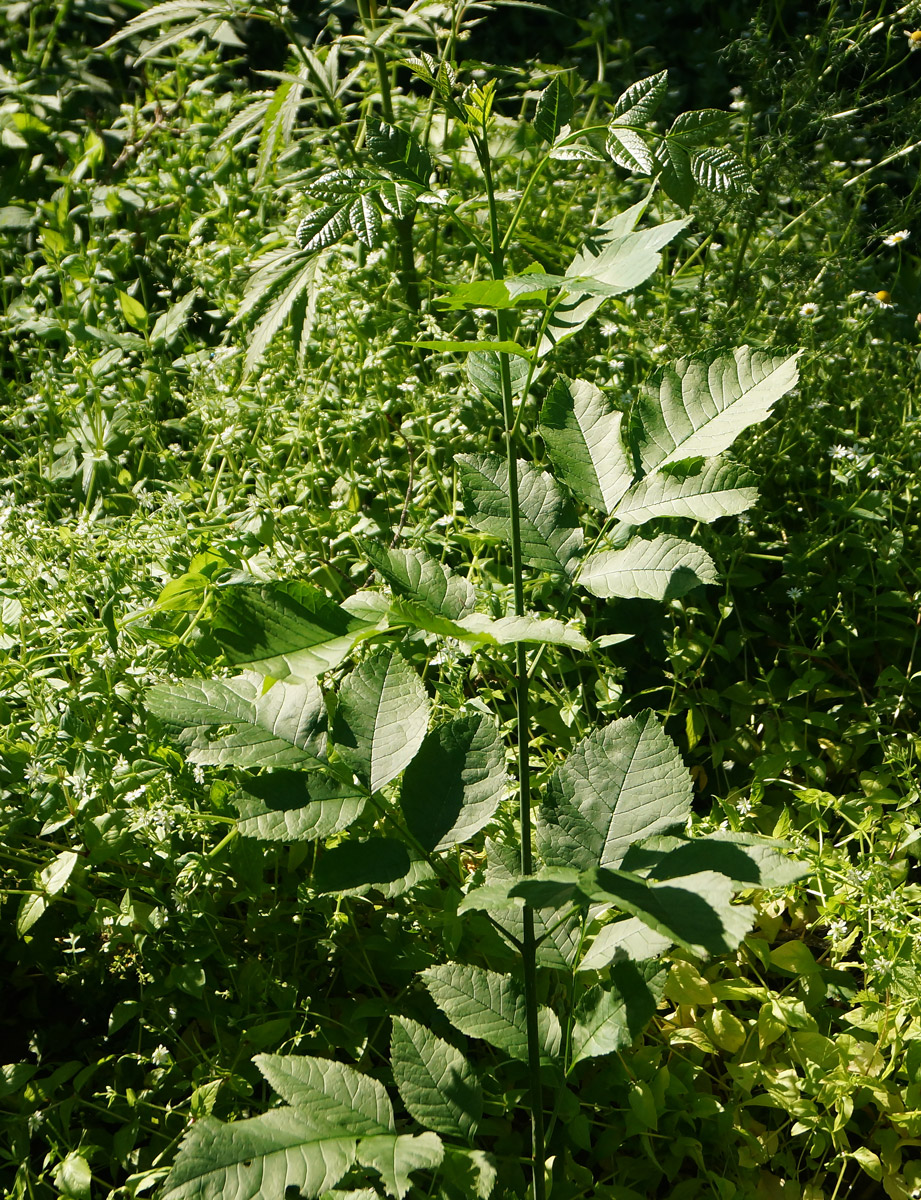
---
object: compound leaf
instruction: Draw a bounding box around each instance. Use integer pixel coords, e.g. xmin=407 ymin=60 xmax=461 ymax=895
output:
xmin=570 ymin=962 xmax=667 ymax=1066
xmin=539 ymin=710 xmax=693 ymax=872
xmin=364 ymin=544 xmax=475 ymax=621
xmin=334 ymin=648 xmax=430 ymax=792
xmin=235 ymin=772 xmax=366 ymax=841
xmin=456 ymin=454 xmax=582 ymax=577
xmin=400 ymin=714 xmax=507 ymax=851
xmin=534 ymin=76 xmax=574 ymax=143
xmin=357 ymin=1133 xmax=443 ymax=1200
xmin=579 ymin=535 xmax=717 ymax=601
xmin=613 ymin=459 xmax=758 ymax=526
xmin=633 ymin=347 xmax=800 ymax=472
xmin=391 ymin=1017 xmax=482 ymax=1142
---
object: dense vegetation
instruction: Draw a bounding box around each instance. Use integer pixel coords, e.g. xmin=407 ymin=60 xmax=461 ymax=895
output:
xmin=2 ymin=2 xmax=921 ymax=1198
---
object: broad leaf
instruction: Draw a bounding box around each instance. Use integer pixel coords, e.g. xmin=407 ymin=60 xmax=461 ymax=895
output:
xmin=539 ymin=377 xmax=634 ymax=513
xmin=579 ymin=866 xmax=756 ymax=957
xmin=606 ymin=126 xmax=656 ymax=174
xmin=467 ymin=349 xmax=531 ymax=404
xmin=633 ymin=831 xmax=810 ymax=889
xmin=357 ymin=1133 xmax=443 ymax=1200
xmin=334 ymin=648 xmax=430 ymax=792
xmin=255 ymin=1055 xmax=393 ymax=1135
xmin=633 ymin=347 xmax=801 ymax=472
xmin=570 ymin=961 xmax=667 ymax=1066
xmin=389 ymin=601 xmax=589 ymax=651
xmin=577 ymin=917 xmax=675 ymax=971
xmin=610 ymin=71 xmax=668 ymax=126
xmin=391 ymin=1017 xmax=482 ymax=1142
xmin=146 ymin=674 xmax=326 ymax=768
xmin=538 ymin=213 xmax=689 ymax=357
xmin=534 ymin=77 xmax=574 ymax=143
xmin=579 ymin=535 xmax=717 ymax=601
xmin=655 ymin=138 xmax=695 ymax=210
xmin=456 ymin=454 xmax=582 ymax=577
xmin=160 ymin=1110 xmax=356 ymax=1200
xmin=539 ymin=710 xmax=693 ymax=872
xmin=364 ymin=544 xmax=475 ymax=621
xmin=422 ymin=963 xmax=561 ymax=1063
xmin=613 ymin=459 xmax=758 ymax=525
xmin=212 ymin=581 xmax=381 ymax=680
xmin=314 ymin=838 xmax=412 ymax=893
xmin=234 ymin=772 xmax=366 ymax=842
xmin=400 ymin=714 xmax=507 ymax=852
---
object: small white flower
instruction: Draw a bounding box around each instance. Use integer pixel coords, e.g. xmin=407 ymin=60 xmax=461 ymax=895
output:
xmin=799 ymin=302 xmax=819 ymax=317
xmin=868 ymin=465 xmax=882 ymax=479
xmin=192 ymin=764 xmax=206 ymax=786
xmin=151 ymin=1045 xmax=171 ymax=1067
xmin=787 ymin=586 xmax=804 ymax=601
xmin=906 ymin=29 xmax=921 ymax=51
xmin=736 ymin=797 xmax=754 ymax=815
xmin=883 ymin=229 xmax=910 ymax=246
xmin=830 ymin=444 xmax=849 ymax=460
xmin=827 ymin=920 xmax=848 ymax=942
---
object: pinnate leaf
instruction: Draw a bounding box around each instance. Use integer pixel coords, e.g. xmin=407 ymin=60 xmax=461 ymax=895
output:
xmin=613 ymin=459 xmax=758 ymax=526
xmin=235 ymin=771 xmax=366 ymax=841
xmin=357 ymin=1133 xmax=443 ymax=1200
xmin=610 ymin=71 xmax=668 ymax=126
xmin=539 ymin=710 xmax=693 ymax=872
xmin=534 ymin=77 xmax=574 ymax=143
xmin=579 ymin=535 xmax=717 ymax=602
xmin=334 ymin=648 xmax=430 ymax=792
xmin=633 ymin=347 xmax=800 ymax=472
xmin=391 ymin=1017 xmax=482 ymax=1141
xmin=400 ymin=714 xmax=507 ymax=851
xmin=363 ymin=544 xmax=475 ymax=621
xmin=255 ymin=1055 xmax=393 ymax=1135
xmin=456 ymin=453 xmax=582 ymax=577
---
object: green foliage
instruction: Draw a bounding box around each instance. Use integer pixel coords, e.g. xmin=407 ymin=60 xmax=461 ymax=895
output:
xmin=4 ymin=0 xmax=921 ymax=1197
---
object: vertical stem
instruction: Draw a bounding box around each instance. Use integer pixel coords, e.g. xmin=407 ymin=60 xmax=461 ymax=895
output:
xmin=478 ymin=131 xmax=547 ymax=1200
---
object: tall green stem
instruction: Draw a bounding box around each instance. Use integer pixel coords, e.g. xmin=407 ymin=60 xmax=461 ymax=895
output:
xmin=477 ymin=130 xmax=546 ymax=1200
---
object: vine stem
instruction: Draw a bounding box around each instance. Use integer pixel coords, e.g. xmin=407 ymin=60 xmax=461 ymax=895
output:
xmin=476 ymin=129 xmax=547 ymax=1200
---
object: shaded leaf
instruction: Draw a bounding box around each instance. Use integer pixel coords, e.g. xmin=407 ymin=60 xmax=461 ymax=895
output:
xmin=391 ymin=1017 xmax=482 ymax=1142
xmin=534 ymin=77 xmax=574 ymax=143
xmin=539 ymin=711 xmax=693 ymax=871
xmin=467 ymin=349 xmax=531 ymax=405
xmin=366 ymin=119 xmax=433 ymax=187
xmin=422 ymin=963 xmax=561 ymax=1062
xmin=577 ymin=917 xmax=674 ymax=971
xmin=234 ymin=772 xmax=366 ymax=842
xmin=570 ymin=961 xmax=667 ymax=1065
xmin=314 ymin=838 xmax=412 ymax=893
xmin=400 ymin=714 xmax=507 ymax=851
xmin=357 ymin=1133 xmax=443 ymax=1200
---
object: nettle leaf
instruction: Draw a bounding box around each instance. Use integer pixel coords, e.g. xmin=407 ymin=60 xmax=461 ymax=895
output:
xmin=570 ymin=961 xmax=668 ymax=1066
xmin=579 ymin=534 xmax=717 ymax=602
xmin=400 ymin=714 xmax=507 ymax=852
xmin=690 ymin=145 xmax=751 ymax=197
xmin=212 ymin=580 xmax=381 ymax=680
xmin=539 ymin=377 xmax=634 ymax=514
xmin=255 ymin=1055 xmax=393 ymax=1135
xmin=613 ymin=459 xmax=758 ymax=526
xmin=539 ymin=710 xmax=693 ymax=872
xmin=611 ymin=70 xmax=668 ymax=126
xmin=363 ymin=544 xmax=475 ymax=621
xmin=366 ymin=119 xmax=433 ymax=187
xmin=422 ymin=963 xmax=561 ymax=1063
xmin=234 ymin=772 xmax=366 ymax=842
xmin=146 ymin=674 xmax=326 ymax=769
xmin=314 ymin=838 xmax=411 ymax=893
xmin=534 ymin=76 xmax=574 ymax=143
xmin=160 ymin=1110 xmax=357 ymax=1200
xmin=456 ymin=453 xmax=583 ymax=577
xmin=333 ymin=648 xmax=430 ymax=792
xmin=633 ymin=347 xmax=801 ymax=473
xmin=357 ymin=1133 xmax=443 ymax=1200
xmin=467 ymin=349 xmax=531 ymax=405
xmin=391 ymin=1016 xmax=482 ymax=1142
xmin=580 ymin=866 xmax=756 ymax=957
xmin=538 ymin=211 xmax=689 ymax=357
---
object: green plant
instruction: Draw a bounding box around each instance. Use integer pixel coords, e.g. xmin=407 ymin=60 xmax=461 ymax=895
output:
xmin=140 ymin=59 xmax=807 ymax=1200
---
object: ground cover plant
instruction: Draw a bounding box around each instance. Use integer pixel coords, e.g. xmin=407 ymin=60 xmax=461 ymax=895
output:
xmin=3 ymin=1 xmax=921 ymax=1199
